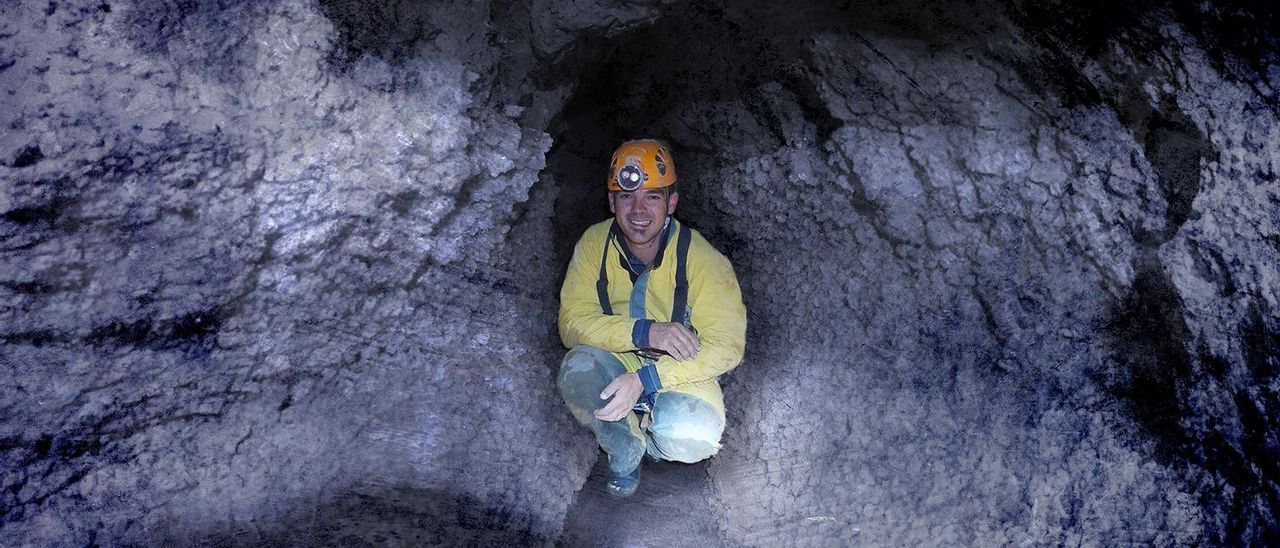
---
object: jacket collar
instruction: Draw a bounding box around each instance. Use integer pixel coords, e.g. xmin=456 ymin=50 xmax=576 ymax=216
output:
xmin=609 ymin=218 xmax=675 ymax=274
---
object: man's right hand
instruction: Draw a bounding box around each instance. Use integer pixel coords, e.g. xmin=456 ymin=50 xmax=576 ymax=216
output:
xmin=647 ymin=322 xmax=700 ymax=361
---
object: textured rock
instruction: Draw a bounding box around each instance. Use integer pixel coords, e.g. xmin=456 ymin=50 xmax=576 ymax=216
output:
xmin=698 ymin=27 xmax=1199 ymax=545
xmin=2 ymin=0 xmax=1277 ymax=545
xmin=2 ymin=0 xmax=584 ymax=544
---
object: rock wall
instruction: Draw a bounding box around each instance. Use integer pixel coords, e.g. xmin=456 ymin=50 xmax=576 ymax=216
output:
xmin=1 ymin=0 xmax=590 ymax=543
xmin=1 ymin=0 xmax=1277 ymax=545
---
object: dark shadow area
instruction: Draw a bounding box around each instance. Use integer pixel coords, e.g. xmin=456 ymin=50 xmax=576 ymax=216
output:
xmin=560 ymin=454 xmax=724 ymax=546
xmin=10 ymin=144 xmax=43 ymax=168
xmin=1102 ymin=253 xmax=1280 ymax=543
xmin=155 ymin=485 xmax=554 ymax=546
xmin=1172 ymin=0 xmax=1280 ymax=110
xmin=315 ymin=0 xmax=440 ymax=64
xmin=1127 ymin=98 xmax=1213 ymax=239
xmin=1208 ymin=306 xmax=1280 ymax=543
xmin=1101 ymin=251 xmax=1194 ymax=462
xmin=539 ymin=0 xmax=979 ymax=273
xmin=1105 ymin=77 xmax=1215 ymax=244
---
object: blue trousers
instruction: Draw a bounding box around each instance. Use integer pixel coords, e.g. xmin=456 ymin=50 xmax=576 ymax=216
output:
xmin=557 ymin=345 xmax=725 ymax=474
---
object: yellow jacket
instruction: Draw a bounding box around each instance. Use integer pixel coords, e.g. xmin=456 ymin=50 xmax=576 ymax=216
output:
xmin=559 ymin=218 xmax=746 ymax=390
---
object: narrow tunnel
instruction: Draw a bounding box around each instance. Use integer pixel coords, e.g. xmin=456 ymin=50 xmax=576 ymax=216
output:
xmin=2 ymin=0 xmax=1279 ymax=545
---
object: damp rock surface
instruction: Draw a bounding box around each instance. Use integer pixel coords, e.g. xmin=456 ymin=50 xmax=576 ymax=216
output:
xmin=2 ymin=0 xmax=1278 ymax=545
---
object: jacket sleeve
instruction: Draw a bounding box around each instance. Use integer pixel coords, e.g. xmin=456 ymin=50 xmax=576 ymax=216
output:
xmin=653 ymin=245 xmax=747 ymax=387
xmin=559 ymin=231 xmax=643 ymax=352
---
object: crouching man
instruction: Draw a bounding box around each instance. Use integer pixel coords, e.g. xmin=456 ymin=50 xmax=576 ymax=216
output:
xmin=557 ymin=139 xmax=747 ymax=498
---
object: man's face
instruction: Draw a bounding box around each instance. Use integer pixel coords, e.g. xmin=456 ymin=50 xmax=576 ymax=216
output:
xmin=608 ymin=188 xmax=678 ymax=250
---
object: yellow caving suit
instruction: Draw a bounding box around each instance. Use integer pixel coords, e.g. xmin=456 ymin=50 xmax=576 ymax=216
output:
xmin=559 ymin=218 xmax=746 ymax=419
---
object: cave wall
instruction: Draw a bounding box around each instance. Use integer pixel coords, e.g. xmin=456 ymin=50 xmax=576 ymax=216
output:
xmin=2 ymin=0 xmax=1277 ymax=545
xmin=688 ymin=17 xmax=1239 ymax=548
xmin=0 ymin=0 xmax=593 ymax=543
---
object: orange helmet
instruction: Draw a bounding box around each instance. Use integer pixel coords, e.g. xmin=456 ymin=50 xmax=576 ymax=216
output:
xmin=607 ymin=139 xmax=676 ymax=191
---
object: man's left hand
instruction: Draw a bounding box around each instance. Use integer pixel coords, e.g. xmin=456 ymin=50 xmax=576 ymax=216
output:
xmin=594 ymin=372 xmax=643 ymax=422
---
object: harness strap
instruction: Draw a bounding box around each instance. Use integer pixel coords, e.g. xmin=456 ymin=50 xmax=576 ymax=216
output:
xmin=596 ymin=236 xmax=613 ymax=315
xmin=671 ymin=222 xmax=692 ymax=326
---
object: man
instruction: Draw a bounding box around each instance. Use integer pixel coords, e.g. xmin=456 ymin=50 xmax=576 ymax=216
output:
xmin=557 ymin=139 xmax=747 ymax=498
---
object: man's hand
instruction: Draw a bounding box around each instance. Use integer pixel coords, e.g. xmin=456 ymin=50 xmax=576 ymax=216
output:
xmin=594 ymin=373 xmax=643 ymax=422
xmin=648 ymin=322 xmax=700 ymax=361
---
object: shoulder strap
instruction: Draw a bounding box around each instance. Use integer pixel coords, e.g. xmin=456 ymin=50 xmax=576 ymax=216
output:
xmin=671 ymin=222 xmax=692 ymax=326
xmin=596 ymin=230 xmax=613 ymax=315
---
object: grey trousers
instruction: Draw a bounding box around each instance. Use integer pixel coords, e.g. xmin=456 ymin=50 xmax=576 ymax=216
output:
xmin=557 ymin=345 xmax=725 ymax=474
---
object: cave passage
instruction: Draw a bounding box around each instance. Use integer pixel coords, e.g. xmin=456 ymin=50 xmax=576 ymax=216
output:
xmin=545 ymin=1 xmax=850 ymax=270
xmin=540 ymin=6 xmax=854 ymax=540
xmin=1 ymin=0 xmax=1279 ymax=545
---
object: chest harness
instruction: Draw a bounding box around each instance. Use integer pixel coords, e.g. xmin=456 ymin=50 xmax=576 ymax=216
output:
xmin=596 ymin=219 xmax=693 ymax=412
xmin=595 ymin=219 xmax=693 ymax=328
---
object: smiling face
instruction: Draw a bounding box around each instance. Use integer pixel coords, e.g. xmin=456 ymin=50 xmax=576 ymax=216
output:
xmin=608 ymin=188 xmax=679 ymax=261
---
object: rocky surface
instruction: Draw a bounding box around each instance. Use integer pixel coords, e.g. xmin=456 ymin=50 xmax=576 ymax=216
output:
xmin=2 ymin=0 xmax=1277 ymax=545
xmin=1 ymin=0 xmax=588 ymax=543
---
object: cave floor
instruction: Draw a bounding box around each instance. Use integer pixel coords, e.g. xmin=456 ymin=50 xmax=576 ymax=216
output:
xmin=560 ymin=452 xmax=725 ymax=546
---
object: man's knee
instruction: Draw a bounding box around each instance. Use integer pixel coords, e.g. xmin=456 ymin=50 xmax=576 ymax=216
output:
xmin=558 ymin=345 xmax=595 ymax=379
xmin=649 ymin=393 xmax=724 ymax=463
xmin=557 ymin=345 xmax=618 ymax=403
